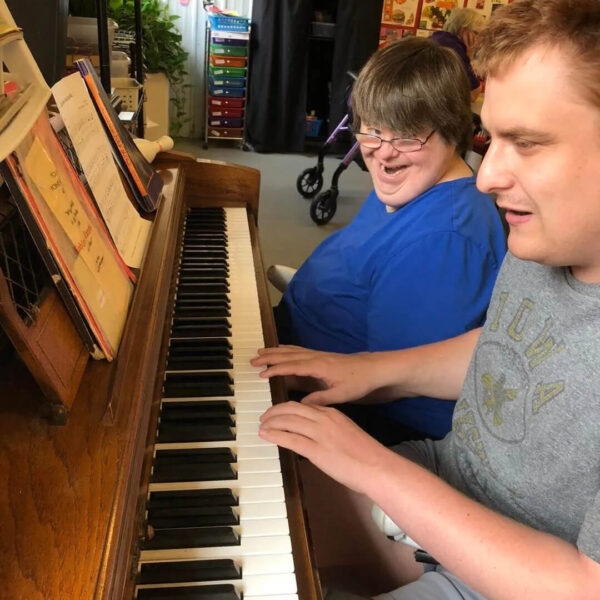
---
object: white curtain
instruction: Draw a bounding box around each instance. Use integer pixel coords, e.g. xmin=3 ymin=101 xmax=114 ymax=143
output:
xmin=163 ymin=0 xmax=253 ymax=138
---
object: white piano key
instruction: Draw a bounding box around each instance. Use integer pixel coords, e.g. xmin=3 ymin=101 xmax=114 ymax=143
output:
xmin=239 ymin=552 xmax=295 ymax=575
xmin=234 ymin=401 xmax=273 ymax=414
xmin=155 ymin=440 xmax=279 ymax=459
xmin=140 ymin=533 xmax=292 ymax=561
xmin=150 ymin=470 xmax=282 ymax=492
xmin=246 ymin=596 xmax=298 ymax=600
xmin=235 ymin=458 xmax=281 ymax=474
xmin=238 ymin=501 xmax=288 ymax=520
xmin=237 ymin=517 xmax=289 ymax=537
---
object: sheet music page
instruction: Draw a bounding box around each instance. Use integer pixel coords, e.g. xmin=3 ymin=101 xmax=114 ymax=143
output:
xmin=23 ymin=137 xmax=131 ymax=351
xmin=51 ymin=73 xmax=151 ymax=268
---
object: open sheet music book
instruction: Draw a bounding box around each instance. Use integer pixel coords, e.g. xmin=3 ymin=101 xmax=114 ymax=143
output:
xmin=3 ymin=111 xmax=135 ymax=360
xmin=52 ymin=73 xmax=152 ymax=269
xmin=75 ymin=58 xmax=163 ymax=214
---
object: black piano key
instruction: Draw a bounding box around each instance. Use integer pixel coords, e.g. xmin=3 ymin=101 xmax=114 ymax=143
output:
xmin=163 ymin=372 xmax=233 ymax=398
xmin=183 ymin=236 xmax=227 ymax=245
xmin=148 ymin=506 xmax=240 ymax=528
xmin=172 ymin=316 xmax=230 ymax=327
xmin=167 ymin=355 xmax=233 ymax=370
xmin=177 ymin=277 xmax=229 ymax=287
xmin=151 ymin=461 xmax=236 ymax=484
xmin=168 ymin=339 xmax=232 ymax=355
xmin=172 ymin=307 xmax=231 ymax=319
xmin=182 ymin=250 xmax=228 ymax=259
xmin=156 ymin=422 xmax=235 ymax=443
xmin=179 ymin=268 xmax=229 ymax=279
xmin=141 ymin=526 xmax=239 ymax=550
xmin=171 ymin=316 xmax=231 ymax=337
xmin=136 ymin=584 xmax=240 ymax=600
xmin=182 ymin=238 xmax=227 ymax=247
xmin=175 ymin=292 xmax=229 ymax=302
xmin=155 ymin=447 xmax=235 ymax=463
xmin=147 ymin=489 xmax=238 ymax=510
xmin=137 ymin=559 xmax=241 ymax=585
xmin=177 ymin=283 xmax=230 ymax=295
xmin=160 ymin=401 xmax=234 ymax=420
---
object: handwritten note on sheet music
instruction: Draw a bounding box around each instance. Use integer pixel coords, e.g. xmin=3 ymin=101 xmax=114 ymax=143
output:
xmin=51 ymin=73 xmax=151 ymax=268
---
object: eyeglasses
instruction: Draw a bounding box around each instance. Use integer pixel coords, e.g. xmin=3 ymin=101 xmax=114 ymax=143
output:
xmin=354 ymin=130 xmax=436 ymax=153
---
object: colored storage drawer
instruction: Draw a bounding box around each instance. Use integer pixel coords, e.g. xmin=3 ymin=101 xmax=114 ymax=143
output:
xmin=207 ymin=127 xmax=244 ymax=139
xmin=208 ymin=117 xmax=243 ymax=128
xmin=209 ymin=76 xmax=245 ymax=88
xmin=207 ymin=14 xmax=249 ymax=33
xmin=210 ymin=55 xmax=247 ymax=67
xmin=210 ymin=43 xmax=248 ymax=57
xmin=211 ymin=36 xmax=248 ymax=46
xmin=209 ymin=65 xmax=247 ymax=77
xmin=208 ymin=96 xmax=245 ymax=108
xmin=208 ymin=107 xmax=244 ymax=118
xmin=209 ymin=85 xmax=245 ymax=98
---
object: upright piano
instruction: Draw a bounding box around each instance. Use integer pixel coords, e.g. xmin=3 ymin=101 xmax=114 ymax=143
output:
xmin=0 ymin=153 xmax=322 ymax=600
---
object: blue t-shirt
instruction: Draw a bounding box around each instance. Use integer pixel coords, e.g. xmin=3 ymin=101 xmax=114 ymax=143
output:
xmin=280 ymin=176 xmax=506 ymax=438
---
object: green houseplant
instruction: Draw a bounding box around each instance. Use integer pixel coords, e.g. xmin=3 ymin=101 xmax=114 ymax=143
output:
xmin=107 ymin=0 xmax=190 ymax=135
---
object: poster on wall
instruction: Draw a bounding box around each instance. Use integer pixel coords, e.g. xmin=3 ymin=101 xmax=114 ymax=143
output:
xmin=381 ymin=0 xmax=420 ymax=28
xmin=419 ymin=0 xmax=460 ymax=30
xmin=380 ymin=0 xmax=421 ymax=47
xmin=465 ymin=0 xmax=515 ymax=19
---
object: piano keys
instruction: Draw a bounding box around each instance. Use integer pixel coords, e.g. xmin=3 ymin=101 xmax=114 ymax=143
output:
xmin=0 ymin=156 xmax=321 ymax=600
xmin=133 ymin=206 xmax=298 ymax=599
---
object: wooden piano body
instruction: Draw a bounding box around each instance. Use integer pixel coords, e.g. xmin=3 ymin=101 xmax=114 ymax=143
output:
xmin=0 ymin=154 xmax=321 ymax=600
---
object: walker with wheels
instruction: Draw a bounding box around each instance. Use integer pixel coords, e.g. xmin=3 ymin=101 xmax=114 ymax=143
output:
xmin=296 ymin=73 xmax=366 ymax=225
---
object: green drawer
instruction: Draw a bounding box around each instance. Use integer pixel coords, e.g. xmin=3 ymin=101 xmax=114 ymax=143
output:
xmin=210 ymin=43 xmax=248 ymax=57
xmin=209 ymin=65 xmax=247 ymax=77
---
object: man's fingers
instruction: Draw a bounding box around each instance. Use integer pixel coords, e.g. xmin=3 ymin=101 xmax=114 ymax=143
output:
xmin=301 ymin=389 xmax=336 ymax=406
xmin=258 ymin=426 xmax=317 ymax=457
xmin=257 ymin=360 xmax=323 ymax=380
xmin=251 ymin=346 xmax=322 ymax=366
xmin=260 ymin=400 xmax=324 ymax=423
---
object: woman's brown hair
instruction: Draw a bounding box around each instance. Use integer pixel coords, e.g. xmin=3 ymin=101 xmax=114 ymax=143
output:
xmin=351 ymin=37 xmax=473 ymax=155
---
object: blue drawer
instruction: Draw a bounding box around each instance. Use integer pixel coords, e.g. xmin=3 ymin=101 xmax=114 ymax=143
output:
xmin=209 ymin=85 xmax=245 ymax=98
xmin=209 ymin=76 xmax=246 ymax=88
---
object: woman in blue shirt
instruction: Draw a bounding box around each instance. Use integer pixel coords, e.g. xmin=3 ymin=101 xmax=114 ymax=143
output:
xmin=273 ymin=37 xmax=506 ymax=443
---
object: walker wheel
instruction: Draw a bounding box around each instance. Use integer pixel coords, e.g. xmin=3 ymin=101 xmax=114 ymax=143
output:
xmin=310 ymin=189 xmax=338 ymax=225
xmin=296 ymin=167 xmax=324 ymax=198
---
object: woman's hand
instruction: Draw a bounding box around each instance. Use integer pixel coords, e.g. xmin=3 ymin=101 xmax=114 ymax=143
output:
xmin=259 ymin=401 xmax=394 ymax=494
xmin=251 ymin=345 xmax=379 ymax=405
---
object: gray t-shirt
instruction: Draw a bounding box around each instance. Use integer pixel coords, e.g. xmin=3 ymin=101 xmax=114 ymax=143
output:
xmin=434 ymin=252 xmax=600 ymax=562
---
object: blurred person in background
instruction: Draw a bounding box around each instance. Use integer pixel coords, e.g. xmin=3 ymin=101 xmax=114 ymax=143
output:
xmin=431 ymin=8 xmax=486 ymax=102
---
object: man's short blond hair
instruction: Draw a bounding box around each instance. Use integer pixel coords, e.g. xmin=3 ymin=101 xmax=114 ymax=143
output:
xmin=478 ymin=0 xmax=600 ymax=109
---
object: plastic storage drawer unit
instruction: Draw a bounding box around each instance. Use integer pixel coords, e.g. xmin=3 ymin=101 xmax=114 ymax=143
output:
xmin=209 ymin=65 xmax=247 ymax=77
xmin=208 ymin=117 xmax=243 ymax=128
xmin=208 ymin=96 xmax=245 ymax=108
xmin=210 ymin=55 xmax=247 ymax=68
xmin=209 ymin=76 xmax=245 ymax=88
xmin=209 ymin=85 xmax=245 ymax=98
xmin=210 ymin=44 xmax=247 ymax=57
xmin=208 ymin=107 xmax=244 ymax=118
xmin=207 ymin=14 xmax=249 ymax=33
xmin=212 ymin=36 xmax=248 ymax=46
xmin=208 ymin=127 xmax=244 ymax=138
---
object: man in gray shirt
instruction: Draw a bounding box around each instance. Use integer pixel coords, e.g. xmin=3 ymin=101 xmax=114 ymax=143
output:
xmin=253 ymin=1 xmax=600 ymax=598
